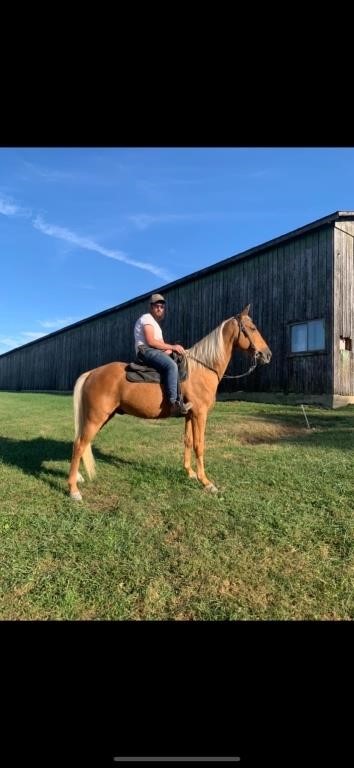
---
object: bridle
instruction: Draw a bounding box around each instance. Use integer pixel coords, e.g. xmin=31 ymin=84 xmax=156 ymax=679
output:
xmin=186 ymin=315 xmax=260 ymax=383
xmin=223 ymin=315 xmax=259 ymax=379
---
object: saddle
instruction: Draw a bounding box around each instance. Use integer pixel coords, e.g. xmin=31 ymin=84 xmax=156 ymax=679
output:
xmin=125 ymin=352 xmax=188 ymax=384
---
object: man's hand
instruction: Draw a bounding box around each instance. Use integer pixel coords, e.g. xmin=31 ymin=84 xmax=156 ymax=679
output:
xmin=173 ymin=344 xmax=186 ymax=355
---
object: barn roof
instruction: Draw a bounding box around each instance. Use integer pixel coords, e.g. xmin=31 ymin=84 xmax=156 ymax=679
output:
xmin=1 ymin=210 xmax=353 ymax=357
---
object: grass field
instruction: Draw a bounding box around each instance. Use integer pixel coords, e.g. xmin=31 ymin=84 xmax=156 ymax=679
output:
xmin=0 ymin=392 xmax=353 ymax=620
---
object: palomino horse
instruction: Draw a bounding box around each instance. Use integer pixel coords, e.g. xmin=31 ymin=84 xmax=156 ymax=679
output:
xmin=68 ymin=305 xmax=271 ymax=500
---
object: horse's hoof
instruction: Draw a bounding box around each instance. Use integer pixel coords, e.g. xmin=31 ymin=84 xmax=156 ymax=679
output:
xmin=205 ymin=483 xmax=218 ymax=494
xmin=70 ymin=490 xmax=83 ymax=501
xmin=77 ymin=472 xmax=85 ymax=483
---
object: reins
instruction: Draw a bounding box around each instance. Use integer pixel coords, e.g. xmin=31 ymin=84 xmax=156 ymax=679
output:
xmin=185 ymin=354 xmax=258 ymax=382
xmin=185 ymin=354 xmax=222 ymax=381
xmin=223 ymin=358 xmax=258 ymax=380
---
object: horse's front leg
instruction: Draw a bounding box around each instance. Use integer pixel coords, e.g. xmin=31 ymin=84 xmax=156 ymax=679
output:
xmin=184 ymin=414 xmax=197 ymax=480
xmin=191 ymin=410 xmax=218 ymax=493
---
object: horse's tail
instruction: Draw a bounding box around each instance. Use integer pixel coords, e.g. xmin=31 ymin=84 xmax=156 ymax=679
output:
xmin=73 ymin=370 xmax=96 ymax=480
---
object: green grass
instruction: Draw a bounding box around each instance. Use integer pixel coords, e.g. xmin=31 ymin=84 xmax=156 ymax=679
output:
xmin=0 ymin=392 xmax=353 ymax=620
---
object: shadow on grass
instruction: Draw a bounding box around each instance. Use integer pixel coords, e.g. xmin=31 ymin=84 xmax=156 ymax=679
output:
xmin=0 ymin=437 xmax=140 ymax=477
xmin=0 ymin=435 xmax=175 ymax=495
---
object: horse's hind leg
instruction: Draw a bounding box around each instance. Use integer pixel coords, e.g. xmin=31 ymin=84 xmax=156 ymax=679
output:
xmin=184 ymin=415 xmax=197 ymax=480
xmin=68 ymin=417 xmax=106 ymax=501
xmin=68 ymin=437 xmax=87 ymax=500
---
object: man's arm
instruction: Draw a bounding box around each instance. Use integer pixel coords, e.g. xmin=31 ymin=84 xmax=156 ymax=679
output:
xmin=143 ymin=324 xmax=186 ymax=354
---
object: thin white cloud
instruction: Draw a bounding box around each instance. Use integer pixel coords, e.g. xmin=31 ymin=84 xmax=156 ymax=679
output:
xmin=0 ymin=195 xmax=32 ymax=218
xmin=20 ymin=159 xmax=127 ymax=186
xmin=137 ymin=179 xmax=202 ymax=198
xmin=21 ymin=331 xmax=47 ymax=340
xmin=24 ymin=160 xmax=74 ymax=178
xmin=40 ymin=317 xmax=80 ymax=329
xmin=0 ymin=336 xmax=20 ymax=348
xmin=1 ymin=192 xmax=173 ymax=280
xmin=32 ymin=215 xmax=172 ymax=280
xmin=128 ymin=212 xmax=203 ymax=230
xmin=128 ymin=211 xmax=236 ymax=231
xmin=22 ymin=160 xmax=86 ymax=183
xmin=0 ymin=198 xmax=19 ymax=215
xmin=0 ymin=331 xmax=47 ymax=352
xmin=136 ymin=170 xmax=271 ymax=200
xmin=1 ymin=322 xmax=87 ymax=354
xmin=128 ymin=209 xmax=280 ymax=231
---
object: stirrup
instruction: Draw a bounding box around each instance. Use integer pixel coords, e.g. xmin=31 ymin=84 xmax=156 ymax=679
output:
xmin=170 ymin=400 xmax=193 ymax=417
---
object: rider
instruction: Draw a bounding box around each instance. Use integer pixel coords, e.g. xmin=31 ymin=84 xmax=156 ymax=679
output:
xmin=134 ymin=293 xmax=193 ymax=417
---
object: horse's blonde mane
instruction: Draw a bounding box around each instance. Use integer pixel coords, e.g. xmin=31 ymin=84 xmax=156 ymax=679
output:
xmin=187 ymin=319 xmax=231 ymax=373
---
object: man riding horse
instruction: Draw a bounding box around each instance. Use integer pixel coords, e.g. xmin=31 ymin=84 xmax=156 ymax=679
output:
xmin=134 ymin=293 xmax=193 ymax=417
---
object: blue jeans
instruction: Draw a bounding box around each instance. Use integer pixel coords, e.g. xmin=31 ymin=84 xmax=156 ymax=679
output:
xmin=137 ymin=346 xmax=178 ymax=404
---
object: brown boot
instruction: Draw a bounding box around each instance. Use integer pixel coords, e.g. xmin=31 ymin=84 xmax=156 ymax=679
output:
xmin=170 ymin=400 xmax=193 ymax=417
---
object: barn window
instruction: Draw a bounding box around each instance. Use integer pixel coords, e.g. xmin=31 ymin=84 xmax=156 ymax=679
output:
xmin=291 ymin=319 xmax=325 ymax=353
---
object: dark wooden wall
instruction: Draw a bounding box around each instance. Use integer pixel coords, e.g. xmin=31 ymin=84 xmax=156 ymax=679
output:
xmin=333 ymin=222 xmax=354 ymax=395
xmin=163 ymin=225 xmax=334 ymax=396
xmin=0 ymin=222 xmax=340 ymax=395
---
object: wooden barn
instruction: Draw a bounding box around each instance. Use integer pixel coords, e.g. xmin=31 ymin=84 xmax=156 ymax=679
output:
xmin=1 ymin=210 xmax=353 ymax=407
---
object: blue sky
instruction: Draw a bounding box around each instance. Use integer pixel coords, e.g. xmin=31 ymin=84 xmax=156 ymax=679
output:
xmin=1 ymin=146 xmax=354 ymax=353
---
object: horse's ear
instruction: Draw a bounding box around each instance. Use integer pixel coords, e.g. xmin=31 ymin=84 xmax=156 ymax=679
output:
xmin=240 ymin=304 xmax=251 ymax=316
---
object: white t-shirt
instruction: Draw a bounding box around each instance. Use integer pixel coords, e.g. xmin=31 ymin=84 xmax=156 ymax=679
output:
xmin=134 ymin=313 xmax=163 ymax=354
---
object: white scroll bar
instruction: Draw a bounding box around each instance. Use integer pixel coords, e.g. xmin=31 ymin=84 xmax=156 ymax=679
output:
xmin=113 ymin=758 xmax=240 ymax=762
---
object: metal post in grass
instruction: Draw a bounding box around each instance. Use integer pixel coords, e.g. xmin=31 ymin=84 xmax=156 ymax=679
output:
xmin=300 ymin=404 xmax=311 ymax=430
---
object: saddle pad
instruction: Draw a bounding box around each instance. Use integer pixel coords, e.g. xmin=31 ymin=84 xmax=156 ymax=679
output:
xmin=125 ymin=362 xmax=161 ymax=383
xmin=127 ymin=362 xmax=158 ymax=373
xmin=125 ymin=355 xmax=188 ymax=384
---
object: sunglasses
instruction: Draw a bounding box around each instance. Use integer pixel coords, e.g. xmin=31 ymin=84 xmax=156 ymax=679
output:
xmin=152 ymin=303 xmax=165 ymax=309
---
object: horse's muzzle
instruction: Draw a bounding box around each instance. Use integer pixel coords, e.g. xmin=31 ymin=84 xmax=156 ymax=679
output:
xmin=257 ymin=348 xmax=272 ymax=365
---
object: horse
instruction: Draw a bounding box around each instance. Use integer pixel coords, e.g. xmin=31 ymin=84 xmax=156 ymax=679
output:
xmin=68 ymin=304 xmax=272 ymax=500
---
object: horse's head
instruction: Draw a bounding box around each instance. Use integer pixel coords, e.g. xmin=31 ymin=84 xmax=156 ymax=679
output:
xmin=234 ymin=305 xmax=272 ymax=366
